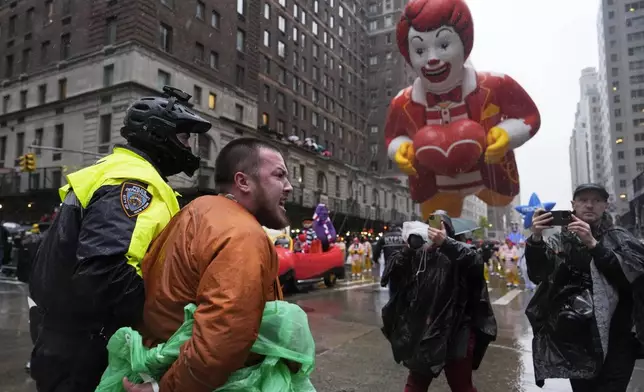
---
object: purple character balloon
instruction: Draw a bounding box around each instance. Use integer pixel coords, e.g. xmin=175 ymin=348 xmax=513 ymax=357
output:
xmin=312 ymin=203 xmax=337 ymax=251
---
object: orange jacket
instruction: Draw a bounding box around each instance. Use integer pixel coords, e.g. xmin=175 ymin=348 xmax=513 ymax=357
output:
xmin=139 ymin=195 xmax=283 ymax=392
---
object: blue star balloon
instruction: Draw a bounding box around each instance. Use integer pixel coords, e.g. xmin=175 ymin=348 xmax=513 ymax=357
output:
xmin=515 ymin=193 xmax=556 ymax=229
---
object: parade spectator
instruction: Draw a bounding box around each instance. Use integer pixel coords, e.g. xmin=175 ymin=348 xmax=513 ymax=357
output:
xmin=381 ymin=213 xmax=496 ymax=392
xmin=526 ymin=183 xmax=644 ymax=391
xmin=123 ymin=137 xmax=293 ymax=392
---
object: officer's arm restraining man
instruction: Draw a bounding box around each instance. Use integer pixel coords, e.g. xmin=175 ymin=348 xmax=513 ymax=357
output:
xmin=28 ymin=86 xmax=211 ymax=392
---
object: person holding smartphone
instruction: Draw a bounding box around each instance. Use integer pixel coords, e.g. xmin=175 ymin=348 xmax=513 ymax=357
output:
xmin=524 ymin=183 xmax=644 ymax=391
xmin=381 ymin=212 xmax=496 ymax=392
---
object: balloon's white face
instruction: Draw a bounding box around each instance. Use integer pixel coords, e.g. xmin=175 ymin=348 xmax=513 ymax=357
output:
xmin=407 ymin=26 xmax=466 ymax=92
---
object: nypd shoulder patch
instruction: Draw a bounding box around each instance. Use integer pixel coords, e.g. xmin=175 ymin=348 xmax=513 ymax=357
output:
xmin=120 ymin=182 xmax=153 ymax=217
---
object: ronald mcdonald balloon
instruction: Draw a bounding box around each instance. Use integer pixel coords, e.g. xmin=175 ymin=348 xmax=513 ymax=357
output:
xmin=385 ymin=0 xmax=541 ymax=219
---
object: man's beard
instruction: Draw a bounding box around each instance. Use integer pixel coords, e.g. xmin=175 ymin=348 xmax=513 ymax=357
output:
xmin=254 ymin=187 xmax=290 ymax=230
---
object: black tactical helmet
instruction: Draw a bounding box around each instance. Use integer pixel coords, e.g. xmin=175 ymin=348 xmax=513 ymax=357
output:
xmin=121 ymin=86 xmax=212 ymax=177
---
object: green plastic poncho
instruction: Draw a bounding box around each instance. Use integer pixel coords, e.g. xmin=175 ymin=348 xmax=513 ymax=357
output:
xmin=95 ymin=301 xmax=316 ymax=392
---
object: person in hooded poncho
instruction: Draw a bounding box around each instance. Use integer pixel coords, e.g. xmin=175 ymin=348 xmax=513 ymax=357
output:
xmin=525 ymin=183 xmax=644 ymax=391
xmin=380 ymin=212 xmax=497 ymax=392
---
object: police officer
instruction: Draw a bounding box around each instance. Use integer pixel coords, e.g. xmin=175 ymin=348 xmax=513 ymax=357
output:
xmin=29 ymin=86 xmax=211 ymax=392
xmin=376 ymin=223 xmax=406 ymax=295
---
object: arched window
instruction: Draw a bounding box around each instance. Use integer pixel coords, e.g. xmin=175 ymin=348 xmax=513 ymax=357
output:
xmin=317 ymin=171 xmax=328 ymax=193
xmin=372 ymin=188 xmax=380 ymax=207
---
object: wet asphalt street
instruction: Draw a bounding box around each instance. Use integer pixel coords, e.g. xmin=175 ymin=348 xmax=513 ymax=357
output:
xmin=2 ymin=271 xmax=644 ymax=392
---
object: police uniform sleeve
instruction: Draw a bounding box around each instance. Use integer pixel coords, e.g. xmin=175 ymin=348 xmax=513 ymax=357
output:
xmin=73 ymin=180 xmax=158 ymax=330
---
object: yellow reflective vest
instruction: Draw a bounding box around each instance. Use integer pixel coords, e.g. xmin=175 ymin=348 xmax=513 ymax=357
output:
xmin=59 ymin=146 xmax=180 ymax=276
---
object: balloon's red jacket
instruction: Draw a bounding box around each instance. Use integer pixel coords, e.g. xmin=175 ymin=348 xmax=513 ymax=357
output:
xmin=384 ymin=66 xmax=541 ymax=203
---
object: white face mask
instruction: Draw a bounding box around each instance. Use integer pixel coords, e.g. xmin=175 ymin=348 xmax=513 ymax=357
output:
xmin=402 ymin=221 xmax=432 ymax=247
xmin=407 ymin=26 xmax=466 ymax=93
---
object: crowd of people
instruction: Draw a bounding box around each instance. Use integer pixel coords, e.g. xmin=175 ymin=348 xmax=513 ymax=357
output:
xmin=11 ymin=87 xmax=644 ymax=392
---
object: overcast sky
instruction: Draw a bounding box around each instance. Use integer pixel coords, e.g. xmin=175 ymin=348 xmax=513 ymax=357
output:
xmin=464 ymin=0 xmax=600 ymax=210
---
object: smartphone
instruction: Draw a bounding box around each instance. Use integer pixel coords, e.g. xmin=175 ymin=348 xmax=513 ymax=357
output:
xmin=550 ymin=210 xmax=573 ymax=226
xmin=427 ymin=214 xmax=441 ymax=229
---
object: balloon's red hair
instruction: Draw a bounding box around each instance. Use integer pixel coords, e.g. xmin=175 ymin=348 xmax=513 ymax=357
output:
xmin=397 ymin=0 xmax=474 ymax=64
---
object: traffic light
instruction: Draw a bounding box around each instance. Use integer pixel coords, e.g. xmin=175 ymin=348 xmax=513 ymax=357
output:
xmin=18 ymin=154 xmax=27 ymax=172
xmin=25 ymin=153 xmax=36 ymax=172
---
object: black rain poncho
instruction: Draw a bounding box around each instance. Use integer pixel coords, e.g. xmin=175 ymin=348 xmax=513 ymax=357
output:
xmin=380 ymin=231 xmax=496 ymax=377
xmin=525 ymin=213 xmax=644 ymax=386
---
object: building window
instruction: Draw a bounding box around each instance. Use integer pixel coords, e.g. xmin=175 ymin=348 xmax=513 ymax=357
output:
xmin=209 ymin=51 xmax=219 ymax=69
xmin=264 ymin=30 xmax=271 ymax=47
xmin=193 ymin=85 xmax=202 ymax=105
xmin=194 ymin=42 xmax=205 ymax=62
xmin=61 ymin=0 xmax=72 ymax=15
xmin=53 ymin=124 xmax=64 ymax=160
xmin=237 ymin=0 xmax=245 ymax=16
xmin=21 ymin=49 xmax=31 ymax=73
xmin=278 ymin=16 xmax=286 ymax=32
xmin=278 ymin=41 xmax=286 ymax=58
xmin=106 ymin=17 xmax=117 ymax=45
xmin=264 ymin=3 xmax=270 ymax=19
xmin=9 ymin=15 xmax=16 ymax=36
xmin=40 ymin=41 xmax=50 ymax=65
xmin=157 ymin=69 xmax=171 ymax=90
xmin=16 ymin=132 xmax=25 ymax=156
xmin=208 ymin=92 xmax=217 ymax=110
xmin=197 ymin=133 xmax=210 ymax=160
xmin=196 ymin=1 xmax=205 ymax=19
xmin=58 ymin=79 xmax=67 ymax=101
xmin=159 ymin=23 xmax=172 ymax=53
xmin=277 ymin=92 xmax=285 ymax=110
xmin=277 ymin=120 xmax=285 ymax=134
xmin=236 ymin=66 xmax=245 ymax=87
xmin=235 ymin=104 xmax=244 ymax=122
xmin=236 ymin=29 xmax=245 ymax=51
xmin=0 ymin=136 xmax=6 ymax=164
xmin=44 ymin=0 xmax=54 ymax=25
xmin=263 ymin=55 xmax=271 ymax=73
xmin=2 ymin=95 xmax=10 ymax=114
xmin=99 ymin=114 xmax=112 ymax=144
xmin=20 ymin=90 xmax=27 ymax=110
xmin=25 ymin=7 xmax=34 ymax=31
xmin=103 ymin=64 xmax=114 ymax=87
xmin=38 ymin=84 xmax=47 ymax=105
xmin=262 ymin=112 xmax=269 ymax=125
xmin=34 ymin=128 xmax=43 ymax=156
xmin=60 ymin=33 xmax=71 ymax=60
xmin=263 ymin=85 xmax=270 ymax=102
xmin=278 ymin=67 xmax=286 ymax=83
xmin=211 ymin=11 xmax=220 ymax=28
xmin=5 ymin=55 xmax=13 ymax=78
